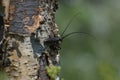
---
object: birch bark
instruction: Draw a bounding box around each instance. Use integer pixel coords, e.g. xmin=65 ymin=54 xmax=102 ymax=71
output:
xmin=0 ymin=0 xmax=60 ymax=80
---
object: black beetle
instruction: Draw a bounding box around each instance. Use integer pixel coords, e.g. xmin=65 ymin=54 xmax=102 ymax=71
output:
xmin=44 ymin=13 xmax=95 ymax=51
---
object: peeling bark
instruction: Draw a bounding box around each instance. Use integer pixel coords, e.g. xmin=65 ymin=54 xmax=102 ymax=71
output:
xmin=24 ymin=14 xmax=42 ymax=34
xmin=0 ymin=0 xmax=60 ymax=80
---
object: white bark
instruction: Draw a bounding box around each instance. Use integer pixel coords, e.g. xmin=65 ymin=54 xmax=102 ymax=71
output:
xmin=0 ymin=0 xmax=60 ymax=80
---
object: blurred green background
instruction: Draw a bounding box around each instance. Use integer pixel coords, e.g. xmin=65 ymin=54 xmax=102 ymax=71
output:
xmin=55 ymin=0 xmax=120 ymax=80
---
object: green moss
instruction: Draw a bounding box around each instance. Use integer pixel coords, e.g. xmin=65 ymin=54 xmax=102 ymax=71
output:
xmin=46 ymin=65 xmax=61 ymax=80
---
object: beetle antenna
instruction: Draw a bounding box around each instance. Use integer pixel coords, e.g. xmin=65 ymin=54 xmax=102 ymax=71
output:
xmin=61 ymin=31 xmax=96 ymax=40
xmin=61 ymin=12 xmax=80 ymax=37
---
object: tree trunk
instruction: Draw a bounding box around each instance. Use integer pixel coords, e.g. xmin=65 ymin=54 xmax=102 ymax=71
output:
xmin=0 ymin=0 xmax=60 ymax=80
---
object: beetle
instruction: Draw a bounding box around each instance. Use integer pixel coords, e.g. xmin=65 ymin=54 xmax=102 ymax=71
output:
xmin=44 ymin=12 xmax=95 ymax=51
